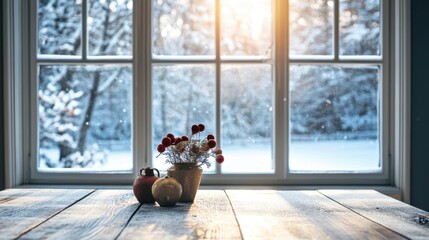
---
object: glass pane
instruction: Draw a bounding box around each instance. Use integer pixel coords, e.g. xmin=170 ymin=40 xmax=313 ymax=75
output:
xmin=38 ymin=65 xmax=132 ymax=171
xmin=289 ymin=65 xmax=380 ymax=172
xmin=88 ymin=0 xmax=133 ymax=56
xmin=340 ymin=0 xmax=381 ymax=56
xmin=221 ymin=0 xmax=272 ymax=57
xmin=289 ymin=0 xmax=333 ymax=56
xmin=221 ymin=64 xmax=273 ymax=173
xmin=38 ymin=0 xmax=82 ymax=56
xmin=152 ymin=0 xmax=215 ymax=56
xmin=152 ymin=65 xmax=216 ymax=172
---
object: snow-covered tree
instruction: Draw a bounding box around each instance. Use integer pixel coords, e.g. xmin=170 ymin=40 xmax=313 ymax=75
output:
xmin=340 ymin=0 xmax=380 ymax=55
xmin=290 ymin=0 xmax=333 ymax=55
xmin=38 ymin=0 xmax=132 ymax=168
xmin=290 ymin=66 xmax=378 ymax=138
xmin=152 ymin=0 xmax=216 ymax=143
xmin=289 ymin=0 xmax=380 ymax=140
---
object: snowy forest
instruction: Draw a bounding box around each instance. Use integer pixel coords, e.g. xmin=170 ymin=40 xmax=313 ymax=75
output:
xmin=38 ymin=0 xmax=380 ymax=171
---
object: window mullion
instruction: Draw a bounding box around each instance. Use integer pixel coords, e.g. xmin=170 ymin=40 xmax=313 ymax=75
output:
xmin=82 ymin=0 xmax=88 ymax=60
xmin=139 ymin=0 xmax=151 ymax=172
xmin=29 ymin=0 xmax=38 ymax=184
xmin=36 ymin=59 xmax=133 ymax=64
xmin=334 ymin=0 xmax=340 ymax=60
xmin=275 ymin=0 xmax=287 ymax=179
xmin=215 ymin=0 xmax=221 ymax=175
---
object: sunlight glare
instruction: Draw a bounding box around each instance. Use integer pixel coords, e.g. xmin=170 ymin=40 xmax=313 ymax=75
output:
xmin=221 ymin=0 xmax=272 ymax=56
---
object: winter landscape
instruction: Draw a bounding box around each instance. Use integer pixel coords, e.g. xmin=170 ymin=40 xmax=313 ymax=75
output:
xmin=37 ymin=0 xmax=381 ymax=173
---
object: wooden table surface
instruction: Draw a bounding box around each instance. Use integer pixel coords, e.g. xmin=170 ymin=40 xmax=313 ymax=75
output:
xmin=0 ymin=189 xmax=428 ymax=240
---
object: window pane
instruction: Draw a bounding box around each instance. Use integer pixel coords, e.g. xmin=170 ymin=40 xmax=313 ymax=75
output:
xmin=38 ymin=0 xmax=82 ymax=56
xmin=221 ymin=0 xmax=272 ymax=57
xmin=38 ymin=65 xmax=132 ymax=171
xmin=88 ymin=0 xmax=133 ymax=56
xmin=289 ymin=0 xmax=333 ymax=56
xmin=152 ymin=65 xmax=216 ymax=172
xmin=221 ymin=64 xmax=273 ymax=173
xmin=152 ymin=0 xmax=215 ymax=56
xmin=289 ymin=65 xmax=380 ymax=172
xmin=340 ymin=0 xmax=381 ymax=56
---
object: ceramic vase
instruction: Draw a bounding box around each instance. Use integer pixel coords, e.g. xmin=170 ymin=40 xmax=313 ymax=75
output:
xmin=133 ymin=167 xmax=160 ymax=203
xmin=167 ymin=162 xmax=203 ymax=202
xmin=152 ymin=176 xmax=182 ymax=207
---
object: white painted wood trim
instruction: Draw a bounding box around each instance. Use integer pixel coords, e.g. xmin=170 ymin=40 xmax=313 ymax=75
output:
xmin=3 ymin=0 xmax=24 ymax=188
xmin=393 ymin=0 xmax=411 ymax=203
xmin=27 ymin=0 xmax=137 ymax=184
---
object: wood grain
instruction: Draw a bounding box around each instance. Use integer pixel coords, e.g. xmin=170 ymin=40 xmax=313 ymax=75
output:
xmin=319 ymin=189 xmax=429 ymax=239
xmin=0 ymin=189 xmax=93 ymax=240
xmin=226 ymin=190 xmax=405 ymax=240
xmin=19 ymin=190 xmax=139 ymax=240
xmin=1 ymin=188 xmax=427 ymax=240
xmin=117 ymin=190 xmax=242 ymax=240
xmin=0 ymin=189 xmax=40 ymax=204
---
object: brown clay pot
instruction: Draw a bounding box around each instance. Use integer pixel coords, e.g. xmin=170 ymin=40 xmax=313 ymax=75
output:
xmin=167 ymin=163 xmax=203 ymax=202
xmin=133 ymin=167 xmax=160 ymax=203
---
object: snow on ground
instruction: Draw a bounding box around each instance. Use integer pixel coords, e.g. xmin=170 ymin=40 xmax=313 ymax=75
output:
xmin=39 ymin=140 xmax=380 ymax=173
xmin=219 ymin=139 xmax=379 ymax=173
xmin=39 ymin=149 xmax=133 ymax=171
xmin=289 ymin=140 xmax=380 ymax=172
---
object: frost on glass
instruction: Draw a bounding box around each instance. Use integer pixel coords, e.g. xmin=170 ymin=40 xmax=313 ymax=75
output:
xmin=152 ymin=0 xmax=215 ymax=56
xmin=340 ymin=0 xmax=380 ymax=56
xmin=289 ymin=0 xmax=333 ymax=56
xmin=88 ymin=0 xmax=133 ymax=56
xmin=38 ymin=65 xmax=132 ymax=170
xmin=221 ymin=65 xmax=273 ymax=173
xmin=38 ymin=0 xmax=82 ymax=55
xmin=221 ymin=0 xmax=272 ymax=57
xmin=152 ymin=65 xmax=216 ymax=172
xmin=289 ymin=65 xmax=380 ymax=172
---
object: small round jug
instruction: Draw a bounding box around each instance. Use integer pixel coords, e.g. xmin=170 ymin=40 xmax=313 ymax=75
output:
xmin=152 ymin=176 xmax=182 ymax=207
xmin=133 ymin=167 xmax=160 ymax=203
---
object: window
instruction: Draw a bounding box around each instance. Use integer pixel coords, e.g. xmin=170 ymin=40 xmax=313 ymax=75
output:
xmin=35 ymin=0 xmax=133 ymax=172
xmin=288 ymin=0 xmax=383 ymax=174
xmin=19 ymin=0 xmax=395 ymax=184
xmin=151 ymin=0 xmax=274 ymax=174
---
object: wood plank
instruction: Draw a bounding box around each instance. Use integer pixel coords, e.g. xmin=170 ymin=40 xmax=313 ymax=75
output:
xmin=117 ymin=190 xmax=242 ymax=240
xmin=226 ymin=190 xmax=406 ymax=240
xmin=0 ymin=189 xmax=41 ymax=204
xmin=0 ymin=189 xmax=93 ymax=240
xmin=319 ymin=189 xmax=429 ymax=239
xmin=19 ymin=190 xmax=139 ymax=240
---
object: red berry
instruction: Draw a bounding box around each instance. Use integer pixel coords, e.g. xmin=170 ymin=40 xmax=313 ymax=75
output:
xmin=208 ymin=139 xmax=216 ymax=148
xmin=216 ymin=154 xmax=224 ymax=164
xmin=175 ymin=137 xmax=182 ymax=144
xmin=157 ymin=144 xmax=166 ymax=153
xmin=207 ymin=134 xmax=215 ymax=140
xmin=198 ymin=124 xmax=205 ymax=132
xmin=214 ymin=148 xmax=222 ymax=155
xmin=162 ymin=137 xmax=172 ymax=147
xmin=191 ymin=125 xmax=200 ymax=134
xmin=167 ymin=133 xmax=175 ymax=142
xmin=181 ymin=136 xmax=189 ymax=141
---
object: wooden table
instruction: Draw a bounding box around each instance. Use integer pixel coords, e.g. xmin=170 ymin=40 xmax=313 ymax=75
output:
xmin=1 ymin=189 xmax=428 ymax=239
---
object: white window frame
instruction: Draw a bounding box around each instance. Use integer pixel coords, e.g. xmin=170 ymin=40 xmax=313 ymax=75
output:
xmin=2 ymin=0 xmax=411 ymax=200
xmin=27 ymin=0 xmax=137 ymax=184
xmin=282 ymin=0 xmax=391 ymax=185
